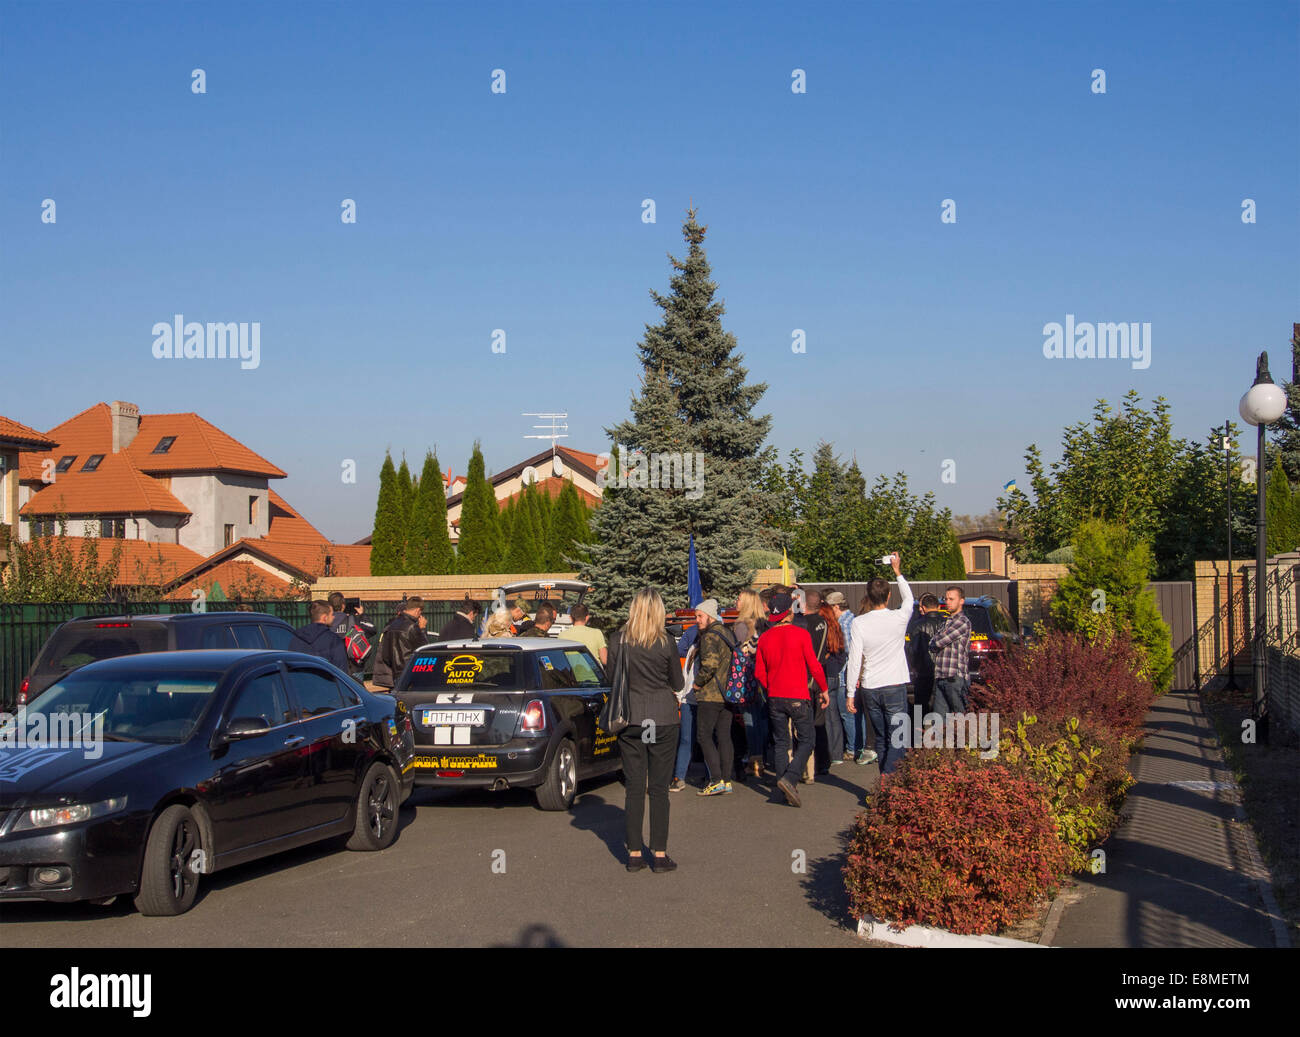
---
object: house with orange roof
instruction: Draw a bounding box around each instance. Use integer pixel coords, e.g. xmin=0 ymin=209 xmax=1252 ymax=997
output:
xmin=7 ymin=401 xmax=368 ymax=597
xmin=0 ymin=416 xmax=58 ymax=571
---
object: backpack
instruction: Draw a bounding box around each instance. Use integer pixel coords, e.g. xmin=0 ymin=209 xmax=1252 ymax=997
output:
xmin=721 ymin=627 xmax=754 ymax=706
xmin=333 ymin=613 xmax=371 ymax=664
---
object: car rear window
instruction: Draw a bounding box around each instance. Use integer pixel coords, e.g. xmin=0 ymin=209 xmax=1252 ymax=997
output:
xmin=962 ymin=605 xmax=995 ymax=637
xmin=35 ymin=622 xmax=169 ymax=676
xmin=403 ymin=651 xmax=521 ymax=690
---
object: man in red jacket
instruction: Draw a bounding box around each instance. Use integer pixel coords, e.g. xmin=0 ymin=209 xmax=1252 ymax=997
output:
xmin=755 ymin=591 xmax=828 ymax=807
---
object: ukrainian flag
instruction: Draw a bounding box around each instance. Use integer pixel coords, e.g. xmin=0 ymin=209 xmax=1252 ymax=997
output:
xmin=1003 ymin=479 xmax=1017 ymax=493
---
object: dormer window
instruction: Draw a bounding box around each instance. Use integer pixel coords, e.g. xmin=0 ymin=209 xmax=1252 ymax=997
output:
xmin=81 ymin=454 xmax=104 ymax=472
xmin=55 ymin=455 xmax=76 ymax=473
xmin=151 ymin=436 xmax=176 ymax=454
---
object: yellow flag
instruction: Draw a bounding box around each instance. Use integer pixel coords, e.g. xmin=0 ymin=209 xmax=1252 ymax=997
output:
xmin=781 ymin=546 xmax=791 ymax=585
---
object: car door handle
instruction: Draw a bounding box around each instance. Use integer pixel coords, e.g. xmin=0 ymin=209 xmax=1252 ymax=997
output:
xmin=283 ymin=736 xmax=305 ymax=747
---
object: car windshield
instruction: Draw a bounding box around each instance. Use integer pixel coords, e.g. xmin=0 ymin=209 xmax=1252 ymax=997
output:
xmin=22 ymin=669 xmax=221 ymax=743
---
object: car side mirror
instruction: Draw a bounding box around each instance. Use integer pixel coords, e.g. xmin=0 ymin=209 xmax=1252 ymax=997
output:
xmin=225 ymin=716 xmax=272 ymax=740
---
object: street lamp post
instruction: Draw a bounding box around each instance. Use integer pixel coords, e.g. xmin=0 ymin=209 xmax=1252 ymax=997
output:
xmin=1238 ymin=352 xmax=1288 ymax=733
xmin=1223 ymin=425 xmax=1240 ymax=692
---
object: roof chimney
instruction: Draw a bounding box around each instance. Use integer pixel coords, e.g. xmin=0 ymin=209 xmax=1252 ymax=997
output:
xmin=110 ymin=401 xmax=140 ymax=453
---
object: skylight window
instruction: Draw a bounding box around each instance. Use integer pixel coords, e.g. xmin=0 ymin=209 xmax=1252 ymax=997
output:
xmin=81 ymin=454 xmax=104 ymax=472
xmin=151 ymin=436 xmax=176 ymax=454
xmin=55 ymin=455 xmax=76 ymax=473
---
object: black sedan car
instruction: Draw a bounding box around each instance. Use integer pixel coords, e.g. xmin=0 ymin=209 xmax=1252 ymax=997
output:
xmin=394 ymin=638 xmax=619 ymax=811
xmin=0 ymin=650 xmax=415 ymax=915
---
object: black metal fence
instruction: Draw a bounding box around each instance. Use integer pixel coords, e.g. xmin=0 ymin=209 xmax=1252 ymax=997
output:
xmin=0 ymin=598 xmax=461 ymax=710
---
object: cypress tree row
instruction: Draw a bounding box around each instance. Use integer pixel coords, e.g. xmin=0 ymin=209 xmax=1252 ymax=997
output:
xmin=583 ymin=209 xmax=772 ymax=623
xmin=551 ymin=481 xmax=591 ymax=568
xmin=498 ymin=497 xmax=517 ymax=565
xmin=457 ymin=443 xmax=503 ymax=574
xmin=370 ymin=453 xmax=403 ymax=576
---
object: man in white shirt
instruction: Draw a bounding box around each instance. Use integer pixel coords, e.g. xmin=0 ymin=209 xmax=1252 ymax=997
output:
xmin=846 ymin=553 xmax=913 ymax=775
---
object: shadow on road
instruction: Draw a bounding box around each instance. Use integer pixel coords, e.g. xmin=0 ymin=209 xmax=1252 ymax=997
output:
xmin=800 ymin=823 xmax=858 ymax=934
xmin=490 ymin=923 xmax=566 ymax=947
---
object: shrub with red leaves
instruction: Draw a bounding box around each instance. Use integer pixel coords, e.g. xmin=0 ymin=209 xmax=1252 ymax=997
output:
xmin=971 ymin=628 xmax=1154 ymax=743
xmin=843 ymin=750 xmax=1071 ymax=935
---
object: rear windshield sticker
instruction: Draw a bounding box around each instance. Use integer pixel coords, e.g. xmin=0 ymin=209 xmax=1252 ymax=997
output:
xmin=443 ymin=655 xmax=484 ymax=684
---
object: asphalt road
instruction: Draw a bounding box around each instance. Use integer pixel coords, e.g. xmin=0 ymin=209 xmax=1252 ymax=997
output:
xmin=0 ymin=758 xmax=879 ymax=947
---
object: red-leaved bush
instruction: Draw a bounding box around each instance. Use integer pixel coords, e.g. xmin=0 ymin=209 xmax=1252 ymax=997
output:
xmin=971 ymin=628 xmax=1154 ymax=744
xmin=843 ymin=750 xmax=1071 ymax=935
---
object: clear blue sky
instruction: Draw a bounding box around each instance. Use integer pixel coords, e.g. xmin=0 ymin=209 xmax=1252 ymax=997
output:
xmin=2 ymin=0 xmax=1297 ymax=543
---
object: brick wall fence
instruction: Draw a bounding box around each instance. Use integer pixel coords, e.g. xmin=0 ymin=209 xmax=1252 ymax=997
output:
xmin=1266 ymin=647 xmax=1300 ymax=739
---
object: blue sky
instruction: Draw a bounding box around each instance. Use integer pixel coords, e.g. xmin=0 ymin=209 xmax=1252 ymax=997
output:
xmin=2 ymin=0 xmax=1297 ymax=542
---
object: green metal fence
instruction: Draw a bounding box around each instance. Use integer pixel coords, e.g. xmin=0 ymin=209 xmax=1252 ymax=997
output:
xmin=0 ymin=598 xmax=461 ymax=710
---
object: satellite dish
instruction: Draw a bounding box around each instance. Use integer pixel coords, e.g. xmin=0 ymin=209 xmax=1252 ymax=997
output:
xmin=521 ymin=466 xmax=538 ymax=485
xmin=551 ymin=454 xmax=564 ymax=477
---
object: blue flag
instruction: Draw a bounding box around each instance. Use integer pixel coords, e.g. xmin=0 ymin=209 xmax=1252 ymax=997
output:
xmin=687 ymin=533 xmax=703 ymax=608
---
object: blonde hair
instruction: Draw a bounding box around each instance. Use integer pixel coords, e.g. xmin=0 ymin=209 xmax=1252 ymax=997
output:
xmin=736 ymin=589 xmax=765 ymax=631
xmin=485 ymin=608 xmax=512 ymax=638
xmin=624 ymin=587 xmax=669 ymax=649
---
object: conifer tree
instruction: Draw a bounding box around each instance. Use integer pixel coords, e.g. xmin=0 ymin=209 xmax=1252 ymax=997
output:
xmin=551 ymin=481 xmax=591 ymax=568
xmin=457 ymin=443 xmax=502 ymax=574
xmin=1265 ymin=461 xmax=1296 ymax=555
xmin=369 ymin=452 xmax=403 ymax=576
xmin=499 ymin=497 xmax=517 ymax=560
xmin=504 ymin=485 xmax=541 ymax=572
xmin=395 ymin=457 xmax=414 ymax=571
xmin=583 ymin=209 xmax=771 ymax=622
xmin=407 ymin=451 xmax=453 ymax=575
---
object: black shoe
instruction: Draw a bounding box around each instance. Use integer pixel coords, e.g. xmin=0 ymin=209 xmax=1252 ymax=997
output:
xmin=650 ymin=854 xmax=678 ymax=873
xmin=626 ymin=853 xmax=648 ymax=872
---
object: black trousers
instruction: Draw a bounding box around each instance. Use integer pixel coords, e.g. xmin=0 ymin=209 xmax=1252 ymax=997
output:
xmin=696 ymin=701 xmax=735 ymax=784
xmin=619 ymin=723 xmax=678 ymax=853
xmin=769 ymin=697 xmax=814 ymax=786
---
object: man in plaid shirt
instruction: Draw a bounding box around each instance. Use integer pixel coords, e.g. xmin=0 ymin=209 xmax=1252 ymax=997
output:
xmin=928 ymin=586 xmax=972 ymax=717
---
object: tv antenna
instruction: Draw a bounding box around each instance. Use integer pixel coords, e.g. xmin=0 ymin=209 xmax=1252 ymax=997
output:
xmin=523 ymin=412 xmax=569 ymax=475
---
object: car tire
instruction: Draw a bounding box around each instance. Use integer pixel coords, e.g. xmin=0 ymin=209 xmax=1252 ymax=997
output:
xmin=535 ymin=738 xmax=577 ymax=811
xmin=134 ymin=804 xmax=203 ymax=917
xmin=346 ymin=761 xmax=401 ymax=851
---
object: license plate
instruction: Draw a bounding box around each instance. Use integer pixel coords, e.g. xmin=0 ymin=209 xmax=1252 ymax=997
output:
xmin=421 ymin=708 xmax=486 ymax=726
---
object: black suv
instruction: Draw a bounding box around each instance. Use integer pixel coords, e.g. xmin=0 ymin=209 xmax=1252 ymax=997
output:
xmin=394 ymin=637 xmax=620 ymax=811
xmin=903 ymin=596 xmax=1020 ymax=687
xmin=18 ymin=612 xmax=297 ymax=705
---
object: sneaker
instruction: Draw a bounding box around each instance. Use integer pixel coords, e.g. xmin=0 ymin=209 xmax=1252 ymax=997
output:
xmin=830 ymin=758 xmax=845 ymax=767
xmin=721 ymin=781 xmax=733 ymax=794
xmin=776 ymin=777 xmax=802 ymax=807
xmin=856 ymin=749 xmax=878 ymax=765
xmin=841 ymin=751 xmax=855 ymax=762
xmin=669 ymin=778 xmax=686 ymax=792
xmin=698 ymin=781 xmax=727 ymax=796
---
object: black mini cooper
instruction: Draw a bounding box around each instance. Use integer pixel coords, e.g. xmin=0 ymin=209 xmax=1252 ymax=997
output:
xmin=394 ymin=638 xmax=619 ymax=811
xmin=0 ymin=650 xmax=415 ymax=915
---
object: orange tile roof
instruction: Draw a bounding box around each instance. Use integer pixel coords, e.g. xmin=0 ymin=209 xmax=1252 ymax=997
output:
xmin=165 ymin=559 xmax=301 ymax=602
xmin=0 ymin=416 xmax=56 ymax=449
xmin=19 ymin=404 xmax=286 ymax=481
xmin=129 ymin=413 xmax=286 ymax=478
xmin=18 ymin=403 xmax=109 ymax=480
xmin=12 ymin=537 xmax=206 ymax=586
xmin=20 ymin=452 xmax=191 ymax=516
xmin=265 ymin=489 xmax=328 ymax=544
xmin=559 ymin=446 xmax=605 ymax=472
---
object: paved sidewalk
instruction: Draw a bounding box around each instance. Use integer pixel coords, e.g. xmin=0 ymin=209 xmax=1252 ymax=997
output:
xmin=1050 ymin=690 xmax=1287 ymax=947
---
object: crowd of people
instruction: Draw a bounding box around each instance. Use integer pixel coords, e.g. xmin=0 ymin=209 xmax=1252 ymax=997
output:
xmin=284 ymin=558 xmax=974 ymax=874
